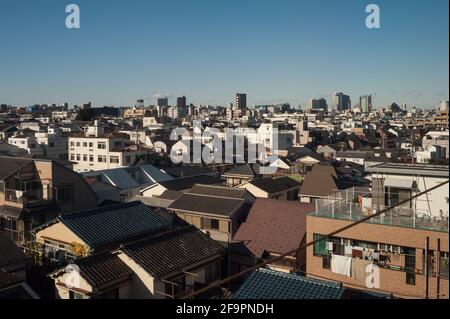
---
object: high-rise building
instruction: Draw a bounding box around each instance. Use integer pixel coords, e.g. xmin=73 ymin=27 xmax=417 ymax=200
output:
xmin=437 ymin=100 xmax=449 ymax=114
xmin=332 ymin=92 xmax=351 ymax=111
xmin=307 ymin=98 xmax=328 ymax=112
xmin=177 ymin=96 xmax=187 ymax=108
xmin=235 ymin=93 xmax=247 ymax=110
xmin=157 ymin=97 xmax=168 ymax=107
xmin=360 ymin=95 xmax=373 ymax=113
xmin=136 ymin=99 xmax=145 ymax=108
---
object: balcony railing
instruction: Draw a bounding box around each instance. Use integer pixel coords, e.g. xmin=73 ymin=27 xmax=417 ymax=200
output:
xmin=4 ymin=188 xmax=49 ymax=205
xmin=311 ymin=192 xmax=449 ymax=233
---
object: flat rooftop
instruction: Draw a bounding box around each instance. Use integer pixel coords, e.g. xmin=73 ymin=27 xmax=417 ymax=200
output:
xmin=366 ymin=162 xmax=449 ymax=177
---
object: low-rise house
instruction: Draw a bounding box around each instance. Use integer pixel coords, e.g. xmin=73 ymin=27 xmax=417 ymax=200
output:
xmin=0 ymin=232 xmax=39 ymax=299
xmin=48 ymin=225 xmax=224 ymax=299
xmin=82 ymin=165 xmax=173 ymax=203
xmin=300 ymin=164 xmax=369 ymax=203
xmin=140 ymin=175 xmax=223 ymax=198
xmin=34 ymin=202 xmax=172 ymax=261
xmin=0 ymin=157 xmax=98 ymax=245
xmin=168 ymin=184 xmax=253 ymax=243
xmin=231 ymin=199 xmax=314 ymax=275
xmin=238 ymin=177 xmax=300 ymax=200
xmin=222 ymin=164 xmax=262 ymax=187
xmin=422 ymin=131 xmax=449 ymax=158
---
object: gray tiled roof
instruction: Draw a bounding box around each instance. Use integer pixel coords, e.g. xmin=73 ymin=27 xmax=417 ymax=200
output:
xmin=75 ymin=253 xmax=132 ymax=289
xmin=0 ymin=232 xmax=28 ymax=267
xmin=120 ymin=226 xmax=224 ymax=278
xmin=234 ymin=268 xmax=345 ymax=299
xmin=58 ymin=202 xmax=171 ymax=250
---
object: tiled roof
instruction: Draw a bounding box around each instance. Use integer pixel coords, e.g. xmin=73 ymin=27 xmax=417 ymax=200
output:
xmin=234 ymin=268 xmax=345 ymax=299
xmin=75 ymin=253 xmax=132 ymax=289
xmin=232 ymin=199 xmax=314 ymax=257
xmin=223 ymin=164 xmax=261 ymax=177
xmin=188 ymin=184 xmax=249 ymax=199
xmin=0 ymin=157 xmax=32 ymax=180
xmin=248 ymin=177 xmax=298 ymax=194
xmin=120 ymin=226 xmax=224 ymax=278
xmin=0 ymin=232 xmax=28 ymax=267
xmin=158 ymin=175 xmax=223 ymax=191
xmin=168 ymin=193 xmax=247 ymax=217
xmin=58 ymin=202 xmax=171 ymax=250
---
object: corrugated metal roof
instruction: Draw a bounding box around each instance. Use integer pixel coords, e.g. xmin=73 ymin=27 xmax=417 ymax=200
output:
xmin=234 ymin=268 xmax=345 ymax=299
xmin=59 ymin=202 xmax=171 ymax=249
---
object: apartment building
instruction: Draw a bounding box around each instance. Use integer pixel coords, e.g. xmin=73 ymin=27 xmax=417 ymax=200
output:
xmin=306 ymin=185 xmax=449 ymax=299
xmin=0 ymin=157 xmax=98 ymax=245
xmin=68 ymin=122 xmax=150 ymax=172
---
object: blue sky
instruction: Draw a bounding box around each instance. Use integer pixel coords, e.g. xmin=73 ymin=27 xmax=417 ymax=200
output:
xmin=0 ymin=0 xmax=448 ymax=108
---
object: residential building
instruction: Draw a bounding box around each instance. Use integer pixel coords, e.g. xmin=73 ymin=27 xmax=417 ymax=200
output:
xmin=68 ymin=123 xmax=150 ymax=172
xmin=422 ymin=131 xmax=449 ymax=159
xmin=306 ymin=185 xmax=449 ymax=299
xmin=235 ymin=93 xmax=247 ymax=110
xmin=168 ymin=184 xmax=254 ymax=243
xmin=0 ymin=157 xmax=98 ymax=245
xmin=238 ymin=176 xmax=300 ymax=200
xmin=232 ymin=199 xmax=314 ymax=275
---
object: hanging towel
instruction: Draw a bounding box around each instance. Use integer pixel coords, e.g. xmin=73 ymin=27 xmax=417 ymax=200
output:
xmin=327 ymin=242 xmax=334 ymax=251
xmin=331 ymin=254 xmax=352 ymax=277
xmin=351 ymin=258 xmax=371 ymax=283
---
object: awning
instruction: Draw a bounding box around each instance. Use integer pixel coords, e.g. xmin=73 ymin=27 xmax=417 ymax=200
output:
xmin=384 ymin=178 xmax=415 ymax=189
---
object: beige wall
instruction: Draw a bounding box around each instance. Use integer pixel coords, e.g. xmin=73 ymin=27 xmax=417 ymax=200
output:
xmin=306 ymin=215 xmax=449 ymax=299
xmin=36 ymin=222 xmax=86 ymax=247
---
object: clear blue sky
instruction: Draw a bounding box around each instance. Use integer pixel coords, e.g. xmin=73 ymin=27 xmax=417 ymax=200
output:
xmin=0 ymin=0 xmax=448 ymax=108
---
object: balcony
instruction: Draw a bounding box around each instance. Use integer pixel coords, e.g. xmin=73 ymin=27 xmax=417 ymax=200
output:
xmin=4 ymin=188 xmax=52 ymax=207
xmin=310 ymin=188 xmax=449 ymax=233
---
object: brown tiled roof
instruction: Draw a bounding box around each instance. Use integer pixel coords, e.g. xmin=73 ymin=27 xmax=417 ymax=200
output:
xmin=300 ymin=165 xmax=339 ymax=197
xmin=232 ymin=199 xmax=315 ymax=257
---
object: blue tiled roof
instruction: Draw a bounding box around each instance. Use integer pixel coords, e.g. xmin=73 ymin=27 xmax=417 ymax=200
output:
xmin=233 ymin=268 xmax=345 ymax=299
xmin=59 ymin=202 xmax=171 ymax=250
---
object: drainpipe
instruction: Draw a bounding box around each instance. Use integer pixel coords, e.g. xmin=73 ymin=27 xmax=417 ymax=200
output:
xmin=425 ymin=237 xmax=429 ymax=299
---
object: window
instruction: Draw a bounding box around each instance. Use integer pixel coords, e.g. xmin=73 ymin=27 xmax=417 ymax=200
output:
xmin=69 ymin=291 xmax=86 ymax=299
xmin=83 ymin=142 xmax=87 ymax=147
xmin=76 ymin=154 xmax=81 ymax=161
xmin=110 ymin=156 xmax=120 ymax=164
xmin=49 ymin=142 xmax=55 ymax=148
xmin=210 ymin=219 xmax=220 ymax=230
xmin=313 ymin=234 xmax=329 ymax=256
xmin=114 ymin=141 xmax=122 ymax=148
xmin=70 ymin=142 xmax=74 ymax=147
xmin=98 ymin=142 xmax=106 ymax=149
xmin=83 ymin=154 xmax=87 ymax=162
xmin=70 ymin=154 xmax=75 ymax=161
xmin=76 ymin=142 xmax=80 ymax=147
xmin=404 ymin=247 xmax=416 ymax=285
xmin=89 ymin=142 xmax=93 ymax=148
xmin=89 ymin=155 xmax=94 ymax=162
xmin=322 ymin=254 xmax=331 ymax=269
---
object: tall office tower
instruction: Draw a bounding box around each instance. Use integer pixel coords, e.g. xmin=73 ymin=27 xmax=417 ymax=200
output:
xmin=157 ymin=97 xmax=169 ymax=107
xmin=177 ymin=96 xmax=187 ymax=108
xmin=235 ymin=93 xmax=247 ymax=110
xmin=307 ymin=98 xmax=328 ymax=112
xmin=359 ymin=95 xmax=373 ymax=113
xmin=332 ymin=92 xmax=351 ymax=111
xmin=82 ymin=102 xmax=92 ymax=110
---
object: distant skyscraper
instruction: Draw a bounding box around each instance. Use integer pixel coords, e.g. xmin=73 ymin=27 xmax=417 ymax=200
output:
xmin=235 ymin=93 xmax=247 ymax=110
xmin=332 ymin=92 xmax=351 ymax=111
xmin=360 ymin=95 xmax=373 ymax=113
xmin=136 ymin=99 xmax=144 ymax=108
xmin=307 ymin=98 xmax=328 ymax=112
xmin=157 ymin=97 xmax=168 ymax=107
xmin=437 ymin=100 xmax=449 ymax=113
xmin=177 ymin=96 xmax=187 ymax=108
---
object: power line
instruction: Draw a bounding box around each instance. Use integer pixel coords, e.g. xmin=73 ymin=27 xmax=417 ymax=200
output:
xmin=183 ymin=180 xmax=449 ymax=299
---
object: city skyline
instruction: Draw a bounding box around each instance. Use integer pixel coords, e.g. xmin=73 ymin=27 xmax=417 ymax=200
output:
xmin=0 ymin=0 xmax=448 ymax=107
